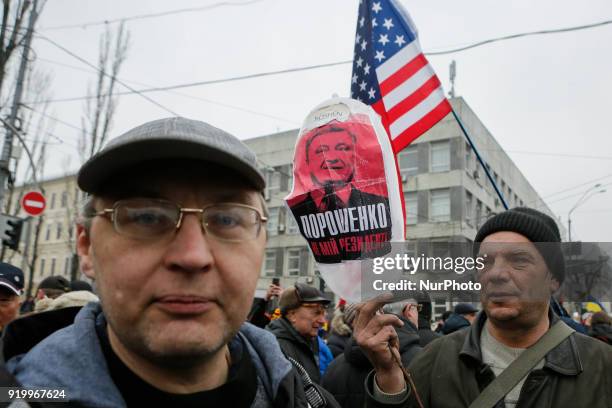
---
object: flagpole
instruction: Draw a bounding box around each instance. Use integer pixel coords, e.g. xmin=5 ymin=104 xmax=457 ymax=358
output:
xmin=451 ymin=108 xmax=509 ymax=210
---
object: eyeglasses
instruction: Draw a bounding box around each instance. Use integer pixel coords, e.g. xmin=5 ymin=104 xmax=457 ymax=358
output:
xmin=94 ymin=198 xmax=267 ymax=242
xmin=406 ymin=304 xmax=423 ymax=312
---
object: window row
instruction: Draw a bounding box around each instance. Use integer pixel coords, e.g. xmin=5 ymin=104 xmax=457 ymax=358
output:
xmin=38 ymin=256 xmax=73 ymax=277
xmin=398 ymin=140 xmax=451 ymax=177
xmin=263 ymin=247 xmax=309 ymax=277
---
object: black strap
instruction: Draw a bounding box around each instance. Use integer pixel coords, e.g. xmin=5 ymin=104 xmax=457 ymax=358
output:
xmin=286 ymin=356 xmax=327 ymax=408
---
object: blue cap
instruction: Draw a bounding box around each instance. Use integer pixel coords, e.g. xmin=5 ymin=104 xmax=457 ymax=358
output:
xmin=0 ymin=262 xmax=24 ymax=295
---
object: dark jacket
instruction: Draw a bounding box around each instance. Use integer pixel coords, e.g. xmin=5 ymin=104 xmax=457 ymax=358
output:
xmin=2 ymin=303 xmax=343 ymax=408
xmin=589 ymin=322 xmax=612 ymax=345
xmin=417 ymin=315 xmax=441 ymax=347
xmin=322 ymin=317 xmax=422 ymax=408
xmin=327 ymin=332 xmax=351 ymax=358
xmin=441 ymin=313 xmax=470 ymax=335
xmin=267 ymin=317 xmax=322 ymax=384
xmin=402 ymin=310 xmax=612 ymax=408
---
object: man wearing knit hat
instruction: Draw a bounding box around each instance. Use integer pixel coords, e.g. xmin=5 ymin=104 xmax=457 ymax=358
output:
xmin=394 ymin=207 xmax=612 ymax=408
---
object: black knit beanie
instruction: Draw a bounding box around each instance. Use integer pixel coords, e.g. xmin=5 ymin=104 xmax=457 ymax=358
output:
xmin=473 ymin=207 xmax=565 ymax=284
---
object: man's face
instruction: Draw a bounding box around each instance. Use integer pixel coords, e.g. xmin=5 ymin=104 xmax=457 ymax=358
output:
xmin=288 ymin=303 xmax=327 ymax=338
xmin=477 ymin=231 xmax=555 ymax=328
xmin=402 ymin=301 xmax=419 ymax=328
xmin=0 ymin=287 xmax=20 ymax=329
xmin=307 ymin=130 xmax=355 ymax=188
xmin=77 ymin=164 xmax=266 ymax=366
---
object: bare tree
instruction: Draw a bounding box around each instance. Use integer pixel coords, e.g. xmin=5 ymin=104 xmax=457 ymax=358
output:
xmin=78 ymin=22 xmax=130 ymax=161
xmin=68 ymin=22 xmax=129 ymax=280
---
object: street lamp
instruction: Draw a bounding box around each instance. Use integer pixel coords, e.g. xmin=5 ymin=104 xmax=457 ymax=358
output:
xmin=568 ymin=184 xmax=606 ymax=242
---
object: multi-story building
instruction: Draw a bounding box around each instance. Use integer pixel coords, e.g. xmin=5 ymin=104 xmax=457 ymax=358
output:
xmin=6 ymin=98 xmax=561 ymax=314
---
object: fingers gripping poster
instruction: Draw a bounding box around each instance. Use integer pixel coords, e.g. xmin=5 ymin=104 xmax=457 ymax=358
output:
xmin=285 ymin=98 xmax=404 ymax=302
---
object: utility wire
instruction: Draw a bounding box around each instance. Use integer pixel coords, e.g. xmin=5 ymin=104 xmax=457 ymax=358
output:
xmin=40 ymin=0 xmax=267 ymax=30
xmin=34 ymin=32 xmax=180 ymax=116
xmin=426 ymin=18 xmax=612 ymax=55
xmin=25 ymin=17 xmax=612 ymax=105
xmin=35 ymin=56 xmax=300 ymax=125
xmin=26 ymin=59 xmax=351 ymax=105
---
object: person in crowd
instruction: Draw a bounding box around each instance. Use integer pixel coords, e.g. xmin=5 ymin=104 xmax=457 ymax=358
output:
xmin=588 ymin=311 xmax=612 ymax=345
xmin=318 ymin=335 xmax=334 ymax=377
xmin=441 ymin=303 xmax=478 ymax=335
xmin=0 ymin=263 xmax=23 ymax=335
xmin=247 ymin=281 xmax=282 ymax=328
xmin=70 ymin=280 xmax=94 ymax=292
xmin=581 ymin=312 xmax=593 ymax=328
xmin=323 ymin=298 xmax=422 ymax=408
xmin=434 ymin=310 xmax=452 ymax=333
xmin=327 ymin=303 xmax=358 ymax=357
xmin=416 ymin=296 xmax=441 ymax=347
xmin=392 ymin=207 xmax=612 ymax=407
xmin=266 ymin=283 xmax=330 ymax=384
xmin=550 ymin=296 xmax=587 ymax=334
xmin=34 ymin=275 xmax=71 ymax=312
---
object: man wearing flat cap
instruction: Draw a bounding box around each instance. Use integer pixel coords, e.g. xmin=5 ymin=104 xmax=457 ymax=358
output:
xmin=266 ymin=283 xmax=330 ymax=384
xmin=393 ymin=207 xmax=612 ymax=408
xmin=2 ymin=117 xmax=405 ymax=407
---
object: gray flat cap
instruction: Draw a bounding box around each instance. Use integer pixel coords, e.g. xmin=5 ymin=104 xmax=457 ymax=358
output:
xmin=78 ymin=117 xmax=265 ymax=194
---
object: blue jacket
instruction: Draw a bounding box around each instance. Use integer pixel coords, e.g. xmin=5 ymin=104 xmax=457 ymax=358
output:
xmin=5 ymin=302 xmax=316 ymax=407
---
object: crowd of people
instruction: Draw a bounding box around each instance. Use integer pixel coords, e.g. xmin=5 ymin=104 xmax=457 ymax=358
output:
xmin=0 ymin=117 xmax=609 ymax=407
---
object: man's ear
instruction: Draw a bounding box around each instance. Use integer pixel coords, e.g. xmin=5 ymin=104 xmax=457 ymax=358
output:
xmin=550 ymin=277 xmax=561 ymax=294
xmin=76 ymin=224 xmax=95 ymax=280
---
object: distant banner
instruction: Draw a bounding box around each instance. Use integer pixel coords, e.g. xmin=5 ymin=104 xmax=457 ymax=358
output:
xmin=285 ymin=98 xmax=404 ymax=301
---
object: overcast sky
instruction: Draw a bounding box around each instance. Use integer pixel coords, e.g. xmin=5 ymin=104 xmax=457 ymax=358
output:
xmin=17 ymin=0 xmax=612 ymax=241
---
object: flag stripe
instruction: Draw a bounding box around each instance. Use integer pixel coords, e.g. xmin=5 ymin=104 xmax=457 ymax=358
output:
xmin=375 ymin=40 xmax=421 ymax=82
xmin=391 ymin=99 xmax=452 ymax=152
xmin=379 ymin=53 xmax=428 ymax=96
xmin=389 ymin=86 xmax=447 ymax=138
xmin=386 ymin=75 xmax=442 ymax=123
xmin=382 ymin=63 xmax=435 ymax=109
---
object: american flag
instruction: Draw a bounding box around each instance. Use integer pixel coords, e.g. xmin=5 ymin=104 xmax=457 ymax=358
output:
xmin=351 ymin=0 xmax=451 ymax=153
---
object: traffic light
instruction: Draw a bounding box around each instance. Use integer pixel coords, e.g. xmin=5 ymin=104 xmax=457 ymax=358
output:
xmin=3 ymin=218 xmax=24 ymax=250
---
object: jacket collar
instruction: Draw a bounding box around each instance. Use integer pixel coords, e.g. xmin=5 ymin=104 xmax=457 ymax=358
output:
xmin=459 ymin=308 xmax=583 ymax=376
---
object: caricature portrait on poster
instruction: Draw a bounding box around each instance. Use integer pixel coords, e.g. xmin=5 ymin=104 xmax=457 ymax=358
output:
xmin=286 ymin=98 xmax=404 ymax=301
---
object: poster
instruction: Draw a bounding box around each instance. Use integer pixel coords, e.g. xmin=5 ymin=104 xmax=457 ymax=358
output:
xmin=285 ymin=98 xmax=404 ymax=301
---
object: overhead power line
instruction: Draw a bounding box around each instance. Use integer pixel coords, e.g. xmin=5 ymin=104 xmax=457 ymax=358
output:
xmin=25 ymin=59 xmax=351 ymax=105
xmin=25 ymin=16 xmax=612 ymax=105
xmin=36 ymin=56 xmax=300 ymax=125
xmin=427 ymin=18 xmax=612 ymax=55
xmin=40 ymin=0 xmax=266 ymax=30
xmin=34 ymin=32 xmax=180 ymax=116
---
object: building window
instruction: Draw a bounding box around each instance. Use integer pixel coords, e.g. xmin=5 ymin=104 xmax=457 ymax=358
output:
xmin=50 ymin=193 xmax=56 ymax=210
xmin=265 ymin=169 xmax=281 ymax=198
xmin=476 ymin=200 xmax=483 ymax=226
xmin=263 ymin=250 xmax=276 ymax=277
xmin=50 ymin=258 xmax=56 ymax=276
xmin=405 ymin=194 xmax=418 ymax=225
xmin=398 ymin=145 xmax=418 ymax=177
xmin=61 ymin=191 xmax=68 ymax=208
xmin=287 ymin=211 xmax=300 ymax=234
xmin=267 ymin=207 xmax=279 ymax=236
xmin=430 ymin=189 xmax=450 ymax=222
xmin=64 ymin=257 xmax=71 ymax=276
xmin=430 ymin=141 xmax=450 ymax=172
xmin=56 ymin=222 xmax=63 ymax=240
xmin=465 ymin=191 xmax=473 ymax=225
xmin=465 ymin=142 xmax=473 ymax=171
xmin=287 ymin=248 xmax=301 ymax=277
xmin=45 ymin=225 xmax=51 ymax=241
xmin=39 ymin=259 xmax=45 ymax=276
